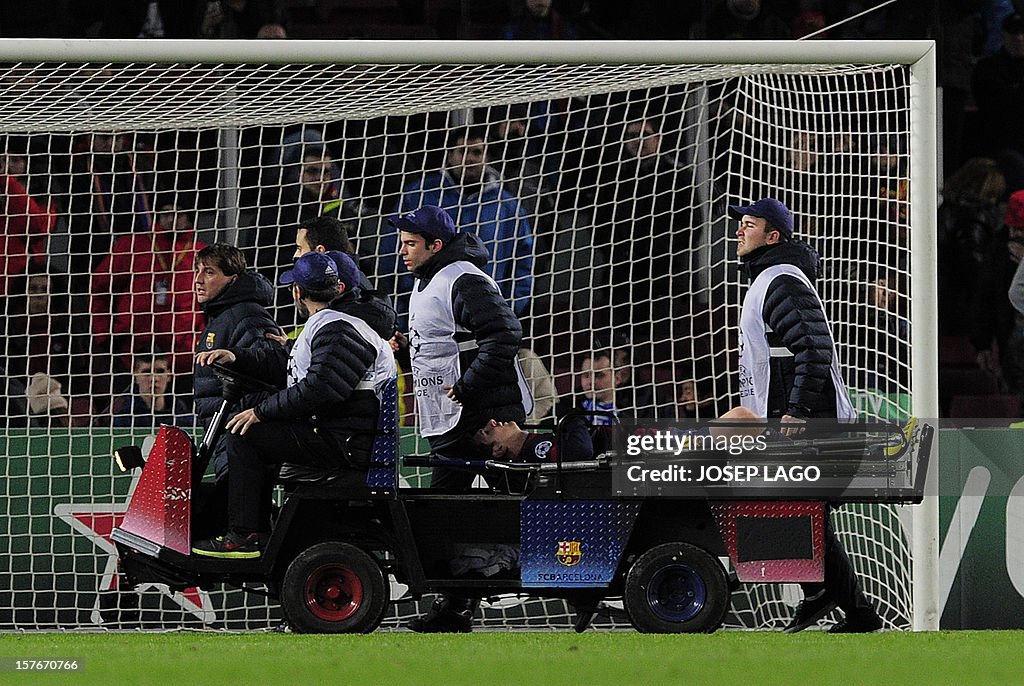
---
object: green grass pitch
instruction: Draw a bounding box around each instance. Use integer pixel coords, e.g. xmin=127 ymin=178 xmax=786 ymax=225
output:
xmin=1 ymin=631 xmax=1021 ymax=686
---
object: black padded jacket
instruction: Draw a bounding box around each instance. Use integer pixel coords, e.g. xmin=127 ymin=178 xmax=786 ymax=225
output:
xmin=740 ymin=240 xmax=840 ymax=419
xmin=412 ymin=232 xmax=526 ymax=449
xmin=229 ymin=314 xmax=381 ymax=468
xmin=193 ymin=270 xmax=280 ymax=426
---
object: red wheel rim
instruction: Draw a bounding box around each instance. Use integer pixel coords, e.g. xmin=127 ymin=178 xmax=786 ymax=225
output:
xmin=304 ymin=563 xmax=363 ymax=622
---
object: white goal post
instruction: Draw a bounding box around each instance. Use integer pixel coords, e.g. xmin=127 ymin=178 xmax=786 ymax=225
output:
xmin=0 ymin=38 xmax=938 ymax=631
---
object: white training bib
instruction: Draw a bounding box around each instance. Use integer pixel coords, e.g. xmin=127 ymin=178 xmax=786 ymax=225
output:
xmin=409 ymin=261 xmax=532 ymax=437
xmin=738 ymin=263 xmax=855 ymax=420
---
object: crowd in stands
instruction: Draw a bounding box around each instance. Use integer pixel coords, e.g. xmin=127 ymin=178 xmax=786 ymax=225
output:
xmin=0 ymin=0 xmax=1022 ymax=427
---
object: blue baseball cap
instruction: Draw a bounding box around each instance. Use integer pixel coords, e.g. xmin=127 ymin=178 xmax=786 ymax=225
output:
xmin=325 ymin=250 xmax=361 ymax=292
xmin=388 ymin=205 xmax=457 ymax=243
xmin=728 ymin=198 xmax=794 ymax=239
xmin=280 ymin=252 xmax=338 ymax=290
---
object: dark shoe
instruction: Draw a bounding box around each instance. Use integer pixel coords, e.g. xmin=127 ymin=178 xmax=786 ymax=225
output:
xmin=407 ymin=596 xmax=478 ymax=633
xmin=828 ymin=613 xmax=884 ymax=634
xmin=192 ymin=530 xmax=267 ymax=559
xmin=783 ymin=592 xmax=837 ymax=634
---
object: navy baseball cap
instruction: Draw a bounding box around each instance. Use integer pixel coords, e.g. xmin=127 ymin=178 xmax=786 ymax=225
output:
xmin=388 ymin=205 xmax=457 ymax=243
xmin=325 ymin=250 xmax=361 ymax=291
xmin=280 ymin=252 xmax=338 ymax=290
xmin=728 ymin=198 xmax=794 ymax=239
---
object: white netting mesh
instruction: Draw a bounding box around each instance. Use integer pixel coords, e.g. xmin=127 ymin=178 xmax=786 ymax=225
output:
xmin=0 ymin=47 xmax=921 ymax=631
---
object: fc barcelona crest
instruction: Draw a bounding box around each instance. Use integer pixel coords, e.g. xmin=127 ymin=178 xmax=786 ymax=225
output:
xmin=205 ymin=332 xmax=215 ymax=350
xmin=556 ymin=540 xmax=582 ymax=567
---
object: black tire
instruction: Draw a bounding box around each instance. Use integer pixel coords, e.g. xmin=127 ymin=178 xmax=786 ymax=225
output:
xmin=280 ymin=542 xmax=388 ymax=634
xmin=623 ymin=542 xmax=729 ymax=633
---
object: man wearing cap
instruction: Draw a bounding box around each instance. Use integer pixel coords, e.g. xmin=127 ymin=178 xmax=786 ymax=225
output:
xmin=393 ymin=204 xmax=532 ymax=632
xmin=191 ymin=251 xmax=397 ymax=559
xmin=731 ymin=197 xmax=883 ymax=634
xmin=393 ymin=204 xmax=532 ymax=469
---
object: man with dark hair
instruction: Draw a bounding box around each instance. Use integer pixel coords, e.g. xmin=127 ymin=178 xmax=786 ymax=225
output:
xmin=730 ymin=197 xmax=883 ymax=634
xmin=293 ymin=215 xmax=356 ymax=258
xmin=394 ymin=205 xmax=532 ymax=632
xmin=192 ymin=252 xmax=397 ymax=558
xmin=290 ymin=215 xmax=397 ymax=341
xmin=473 ymin=416 xmax=593 ymax=463
xmin=192 ymin=243 xmax=280 ymax=477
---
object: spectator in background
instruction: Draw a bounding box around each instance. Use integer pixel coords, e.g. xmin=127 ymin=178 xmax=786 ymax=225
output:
xmin=938 ymin=157 xmax=1007 ymax=335
xmin=111 ymin=348 xmax=193 ymax=428
xmin=2 ymin=266 xmax=94 ymax=427
xmin=256 ymin=22 xmax=287 ymax=38
xmin=381 ymin=125 xmax=535 ymax=327
xmin=971 ymin=189 xmax=1024 ymax=392
xmin=972 ymin=12 xmax=1024 ymax=161
xmin=555 ymin=348 xmax=674 ymax=424
xmin=706 ymin=0 xmax=792 ymax=39
xmin=0 ymin=147 xmax=56 ymax=297
xmin=792 ymin=6 xmax=827 ymax=39
xmin=862 ymin=134 xmax=910 ymax=270
xmin=66 ymin=132 xmax=155 ymax=291
xmin=90 ymin=198 xmax=206 ymax=380
xmin=977 ymin=0 xmax=1017 ymax=57
xmin=677 ymin=377 xmax=729 ymax=420
xmin=194 ymin=0 xmax=287 ymax=39
xmin=255 ymin=129 xmax=364 ymax=273
xmin=592 ymin=116 xmax=700 ymax=347
xmin=850 ymin=271 xmax=911 ymax=396
xmin=502 ymin=0 xmax=578 ymax=40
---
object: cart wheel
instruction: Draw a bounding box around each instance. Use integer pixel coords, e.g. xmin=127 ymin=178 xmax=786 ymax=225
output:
xmin=623 ymin=542 xmax=729 ymax=633
xmin=280 ymin=542 xmax=388 ymax=634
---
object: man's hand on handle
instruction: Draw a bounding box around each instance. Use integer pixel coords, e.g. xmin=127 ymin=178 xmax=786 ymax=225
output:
xmin=196 ymin=349 xmax=236 ymax=366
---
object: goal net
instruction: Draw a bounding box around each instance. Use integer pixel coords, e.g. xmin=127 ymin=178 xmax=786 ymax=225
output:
xmin=0 ymin=39 xmax=937 ymax=632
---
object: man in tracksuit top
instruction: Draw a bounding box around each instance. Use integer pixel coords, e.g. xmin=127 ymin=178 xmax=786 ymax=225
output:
xmin=393 ymin=204 xmax=532 ymax=632
xmin=732 ymin=197 xmax=883 ymax=634
xmin=191 ymin=251 xmax=397 ymax=559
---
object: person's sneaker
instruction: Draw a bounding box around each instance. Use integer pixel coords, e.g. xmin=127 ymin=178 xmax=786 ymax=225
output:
xmin=783 ymin=591 xmax=837 ymax=634
xmin=828 ymin=613 xmax=884 ymax=634
xmin=191 ymin=530 xmax=267 ymax=559
xmin=407 ymin=596 xmax=477 ymax=633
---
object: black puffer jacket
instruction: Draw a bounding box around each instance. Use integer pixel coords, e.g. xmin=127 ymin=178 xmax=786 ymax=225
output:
xmin=741 ymin=241 xmax=840 ymax=418
xmin=194 ymin=270 xmax=280 ymax=425
xmin=413 ymin=232 xmax=526 ymax=448
xmin=229 ymin=313 xmax=381 ymax=468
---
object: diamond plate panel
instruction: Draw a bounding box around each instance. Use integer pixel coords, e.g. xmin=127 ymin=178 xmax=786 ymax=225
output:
xmin=117 ymin=426 xmax=193 ymax=556
xmin=520 ymin=500 xmax=642 ymax=588
xmin=710 ymin=501 xmax=824 ymax=583
xmin=366 ymin=377 xmax=398 ymax=489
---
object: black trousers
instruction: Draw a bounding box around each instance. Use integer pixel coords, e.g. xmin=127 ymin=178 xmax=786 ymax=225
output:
xmin=800 ymin=505 xmax=876 ymax=618
xmin=220 ymin=421 xmax=362 ymax=533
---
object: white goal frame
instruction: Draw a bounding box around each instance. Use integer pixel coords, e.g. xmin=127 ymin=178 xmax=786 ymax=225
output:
xmin=0 ymin=38 xmax=939 ymax=631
